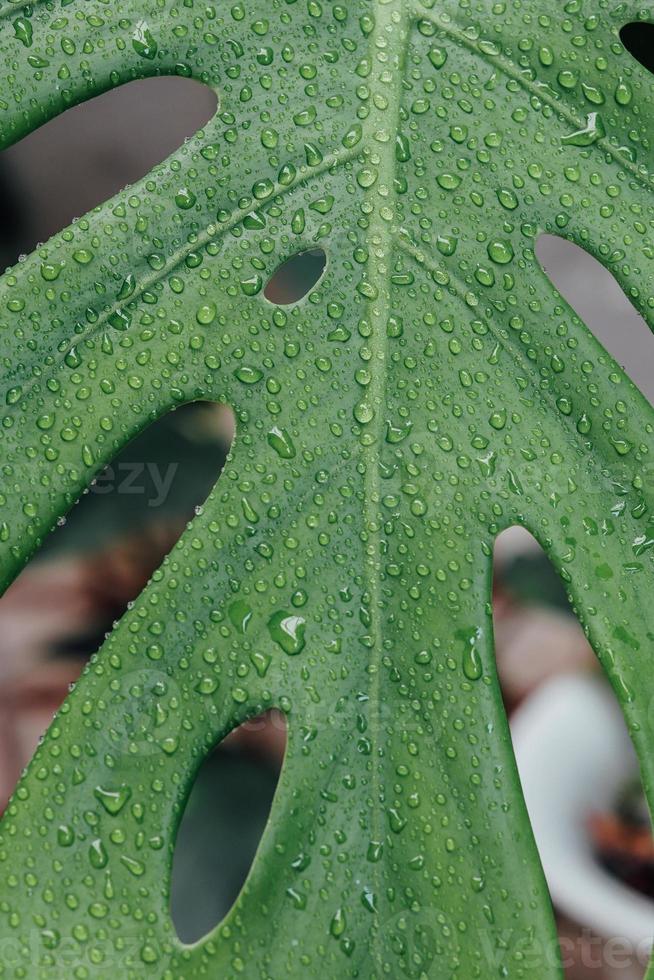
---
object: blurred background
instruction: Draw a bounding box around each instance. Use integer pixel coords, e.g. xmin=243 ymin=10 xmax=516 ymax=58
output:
xmin=0 ymin=76 xmax=653 ymax=976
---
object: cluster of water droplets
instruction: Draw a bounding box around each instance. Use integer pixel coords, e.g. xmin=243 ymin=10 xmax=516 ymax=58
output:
xmin=0 ymin=0 xmax=652 ymax=977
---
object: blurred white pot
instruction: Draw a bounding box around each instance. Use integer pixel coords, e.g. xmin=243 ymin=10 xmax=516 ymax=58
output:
xmin=511 ymin=673 xmax=654 ymax=963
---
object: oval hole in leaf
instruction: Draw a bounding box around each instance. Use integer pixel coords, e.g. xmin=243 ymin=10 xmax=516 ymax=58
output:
xmin=620 ymin=23 xmax=654 ymax=75
xmin=264 ymin=248 xmax=327 ymax=305
xmin=0 ymin=401 xmax=233 ymax=811
xmin=170 ymin=711 xmax=286 ymax=944
xmin=0 ymin=77 xmax=217 ymax=266
xmin=536 ymin=235 xmax=654 ymax=403
xmin=494 ymin=527 xmax=651 ymax=971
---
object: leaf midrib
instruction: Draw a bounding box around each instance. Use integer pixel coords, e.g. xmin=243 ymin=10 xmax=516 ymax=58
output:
xmin=7 ymin=1 xmax=649 ymax=418
xmin=360 ymin=2 xmax=409 ymax=970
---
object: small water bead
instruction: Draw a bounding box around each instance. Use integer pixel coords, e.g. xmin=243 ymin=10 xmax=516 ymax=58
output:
xmin=386 ymin=420 xmax=413 ymax=444
xmin=89 ymin=839 xmax=108 ymax=869
xmin=121 ymin=855 xmax=145 ymax=877
xmin=40 ymin=262 xmax=63 ymax=281
xmin=253 ymin=178 xmax=275 ymax=200
xmin=354 ymin=401 xmax=374 ymax=424
xmin=615 ymin=78 xmax=633 ymax=106
xmin=13 ymin=17 xmax=33 ymax=47
xmin=388 ymin=807 xmax=406 ymax=834
xmin=57 ymin=824 xmax=75 ymax=847
xmin=240 ymin=274 xmax=263 ymax=296
xmin=195 ymin=677 xmax=219 ymax=695
xmin=241 ymin=497 xmax=260 ymax=524
xmin=234 ymin=365 xmax=263 ymax=384
xmin=108 ymin=308 xmax=131 ymax=331
xmin=200 ymin=142 xmax=220 ymax=161
xmin=577 ymin=413 xmax=592 ymax=435
xmin=412 ymin=97 xmax=431 ymax=115
xmin=489 ymin=409 xmax=507 ymax=430
xmin=437 ymin=173 xmax=461 ymax=190
xmin=261 ymin=127 xmax=279 ymax=149
xmin=251 ymin=650 xmax=271 ymax=677
xmin=141 ymin=945 xmax=160 ymax=965
xmin=556 ymin=68 xmax=577 ymax=90
xmin=395 ymin=132 xmax=411 ymax=162
xmin=611 ymin=437 xmax=634 ymax=456
xmin=175 ymin=187 xmax=197 ymax=209
xmin=330 ymin=908 xmax=346 ymax=938
xmin=229 ymin=600 xmax=253 ymax=634
xmin=196 ymin=302 xmax=217 ymax=325
xmin=460 ymin=628 xmax=483 ymax=681
xmin=268 ymin=611 xmax=306 ymax=655
xmin=94 ymin=785 xmax=131 ymax=816
xmin=437 ymin=235 xmax=458 ymax=256
xmin=73 ymin=249 xmax=94 ymax=265
xmin=561 ymin=112 xmax=605 ymax=146
xmin=497 ymin=187 xmax=518 ymax=210
xmin=428 ymin=46 xmax=447 ymax=68
xmin=133 ymin=22 xmax=158 ymax=60
xmin=357 ymin=168 xmax=378 ymax=188
xmin=343 ymin=123 xmax=363 ymax=149
xmin=484 ymin=130 xmax=502 ymax=148
xmin=293 ymin=106 xmax=316 ymax=127
xmin=582 ymin=82 xmax=604 ymax=106
xmin=487 ymin=240 xmax=514 ymax=264
xmin=305 ymin=142 xmax=323 ymax=166
xmin=280 ymin=164 xmax=299 ymax=190
xmin=268 ymin=427 xmax=296 ymax=459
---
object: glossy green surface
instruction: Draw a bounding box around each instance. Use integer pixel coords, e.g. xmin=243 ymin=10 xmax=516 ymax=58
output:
xmin=0 ymin=0 xmax=653 ymax=976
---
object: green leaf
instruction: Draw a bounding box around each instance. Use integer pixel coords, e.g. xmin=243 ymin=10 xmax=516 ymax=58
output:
xmin=0 ymin=0 xmax=653 ymax=976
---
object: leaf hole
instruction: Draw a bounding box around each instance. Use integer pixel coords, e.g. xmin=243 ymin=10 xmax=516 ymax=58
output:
xmin=0 ymin=77 xmax=217 ymax=266
xmin=0 ymin=401 xmax=233 ymax=811
xmin=495 ymin=527 xmax=654 ymax=967
xmin=620 ymin=23 xmax=654 ymax=75
xmin=493 ymin=526 xmax=583 ymax=710
xmin=536 ymin=234 xmax=654 ymax=404
xmin=170 ymin=711 xmax=286 ymax=944
xmin=264 ymin=248 xmax=327 ymax=305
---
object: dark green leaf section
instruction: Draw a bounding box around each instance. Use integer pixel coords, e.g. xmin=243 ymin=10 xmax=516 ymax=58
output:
xmin=0 ymin=0 xmax=653 ymax=977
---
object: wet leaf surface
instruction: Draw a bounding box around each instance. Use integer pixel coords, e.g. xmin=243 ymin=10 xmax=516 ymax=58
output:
xmin=0 ymin=1 xmax=653 ymax=977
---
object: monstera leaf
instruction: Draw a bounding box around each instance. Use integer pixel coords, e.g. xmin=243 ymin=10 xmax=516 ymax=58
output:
xmin=0 ymin=0 xmax=653 ymax=976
